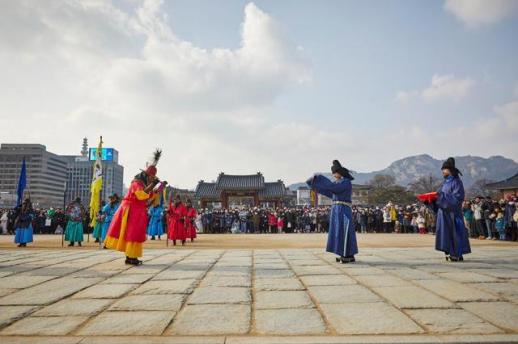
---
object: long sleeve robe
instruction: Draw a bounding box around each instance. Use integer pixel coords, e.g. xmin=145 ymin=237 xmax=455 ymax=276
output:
xmin=307 ymin=174 xmax=358 ymax=257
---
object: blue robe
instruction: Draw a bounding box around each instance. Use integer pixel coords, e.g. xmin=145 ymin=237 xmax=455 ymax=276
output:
xmin=101 ymin=202 xmax=120 ymax=243
xmin=431 ymin=176 xmax=471 ymax=257
xmin=147 ymin=205 xmax=164 ymax=237
xmin=14 ymin=207 xmax=34 ymax=245
xmin=307 ymin=175 xmax=358 ymax=257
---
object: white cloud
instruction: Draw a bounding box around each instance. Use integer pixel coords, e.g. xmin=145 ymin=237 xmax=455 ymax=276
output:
xmin=444 ymin=0 xmax=518 ymax=27
xmin=0 ymin=0 xmax=316 ymax=187
xmin=396 ymin=74 xmax=475 ymax=103
xmin=0 ymin=0 xmax=516 ymax=189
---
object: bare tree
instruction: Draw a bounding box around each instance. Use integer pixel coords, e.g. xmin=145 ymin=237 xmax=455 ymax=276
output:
xmin=408 ymin=175 xmax=442 ymax=195
xmin=367 ymin=174 xmax=396 ymax=189
xmin=367 ymin=174 xmax=414 ymax=205
xmin=466 ymin=179 xmax=500 ymax=199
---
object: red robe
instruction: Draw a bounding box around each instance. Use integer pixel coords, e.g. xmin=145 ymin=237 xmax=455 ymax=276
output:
xmin=105 ymin=179 xmax=153 ymax=258
xmin=186 ymin=207 xmax=198 ymax=239
xmin=168 ymin=202 xmax=187 ymax=241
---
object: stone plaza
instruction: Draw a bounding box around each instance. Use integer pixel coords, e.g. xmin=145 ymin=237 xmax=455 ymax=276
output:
xmin=0 ymin=240 xmax=517 ymax=343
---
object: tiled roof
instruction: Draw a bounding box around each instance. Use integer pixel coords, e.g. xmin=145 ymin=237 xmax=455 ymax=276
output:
xmin=215 ymin=173 xmax=265 ymax=190
xmin=486 ymin=172 xmax=518 ymax=190
xmin=258 ymin=181 xmax=287 ymax=199
xmin=195 ymin=174 xmax=286 ymax=200
xmin=194 ymin=182 xmax=220 ymax=199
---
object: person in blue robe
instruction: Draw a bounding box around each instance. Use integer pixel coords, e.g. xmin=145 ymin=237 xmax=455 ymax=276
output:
xmin=14 ymin=198 xmax=34 ymax=247
xmin=147 ymin=204 xmax=164 ymax=240
xmin=101 ymin=194 xmax=120 ymax=246
xmin=428 ymin=157 xmax=471 ymax=261
xmin=92 ymin=201 xmax=106 ymax=243
xmin=307 ymin=160 xmax=358 ymax=263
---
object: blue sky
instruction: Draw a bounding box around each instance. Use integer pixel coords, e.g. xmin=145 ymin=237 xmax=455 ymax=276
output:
xmin=1 ymin=0 xmax=517 ymax=187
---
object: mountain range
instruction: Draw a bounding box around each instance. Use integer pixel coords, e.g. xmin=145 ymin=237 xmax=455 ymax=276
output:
xmin=289 ymin=154 xmax=518 ymax=190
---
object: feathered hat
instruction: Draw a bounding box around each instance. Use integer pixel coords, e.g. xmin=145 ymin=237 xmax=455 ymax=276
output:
xmin=143 ymin=149 xmax=162 ymax=177
xmin=331 ymin=160 xmax=354 ymax=180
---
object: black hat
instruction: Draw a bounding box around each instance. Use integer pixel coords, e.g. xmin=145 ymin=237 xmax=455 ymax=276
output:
xmin=441 ymin=157 xmax=462 ymax=176
xmin=331 ymin=160 xmax=354 ymax=180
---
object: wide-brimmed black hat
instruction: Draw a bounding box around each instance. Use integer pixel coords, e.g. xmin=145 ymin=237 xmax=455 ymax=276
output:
xmin=441 ymin=157 xmax=462 ymax=176
xmin=331 ymin=160 xmax=354 ymax=180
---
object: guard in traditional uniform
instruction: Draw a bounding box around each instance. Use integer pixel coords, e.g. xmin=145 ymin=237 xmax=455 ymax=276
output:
xmin=307 ymin=160 xmax=358 ymax=263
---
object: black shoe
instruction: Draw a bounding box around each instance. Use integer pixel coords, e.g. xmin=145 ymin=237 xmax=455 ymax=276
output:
xmin=125 ymin=258 xmax=132 ymax=265
xmin=341 ymin=256 xmax=356 ymax=264
xmin=191 ymin=238 xmax=194 ymax=242
xmin=17 ymin=244 xmax=23 ymax=247
xmin=68 ymin=242 xmax=74 ymax=247
xmin=449 ymin=256 xmax=461 ymax=262
xmin=182 ymin=240 xmax=186 ymax=246
xmin=78 ymin=242 xmax=82 ymax=247
xmin=94 ymin=238 xmax=100 ymax=243
xmin=173 ymin=240 xmax=177 ymax=246
xmin=128 ymin=258 xmax=143 ymax=266
xmin=151 ymin=236 xmax=155 ymax=240
xmin=336 ymin=257 xmax=341 ymax=263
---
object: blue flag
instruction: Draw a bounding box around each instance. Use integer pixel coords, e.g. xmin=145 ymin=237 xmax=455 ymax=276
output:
xmin=16 ymin=158 xmax=27 ymax=207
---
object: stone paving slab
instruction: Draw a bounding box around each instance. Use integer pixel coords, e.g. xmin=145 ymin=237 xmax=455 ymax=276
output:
xmin=414 ymin=279 xmax=501 ymax=302
xmin=1 ymin=316 xmax=89 ymax=335
xmin=0 ymin=306 xmax=38 ymax=327
xmin=255 ymin=291 xmax=314 ymax=309
xmin=188 ymin=286 xmax=251 ymax=304
xmin=460 ymin=301 xmax=518 ymax=332
xmin=308 ymin=285 xmax=382 ymax=303
xmin=406 ymin=308 xmax=503 ymax=334
xmin=109 ymin=294 xmax=185 ymax=311
xmin=131 ymin=279 xmax=197 ymax=295
xmin=0 ymin=277 xmax=103 ymax=305
xmin=300 ymin=274 xmax=356 ymax=286
xmin=78 ymin=311 xmax=176 ymax=335
xmin=33 ymin=299 xmax=113 ymax=316
xmin=372 ymin=285 xmax=454 ymax=309
xmin=320 ymin=302 xmax=424 ymax=334
xmin=0 ymin=246 xmax=518 ymax=342
xmin=167 ymin=304 xmax=250 ymax=335
xmin=255 ymin=308 xmax=326 ymax=335
xmin=71 ymin=283 xmax=137 ymax=299
xmin=255 ymin=277 xmax=304 ymax=291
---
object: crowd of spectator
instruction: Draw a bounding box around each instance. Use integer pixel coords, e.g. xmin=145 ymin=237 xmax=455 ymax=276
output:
xmin=0 ymin=208 xmax=71 ymax=235
xmin=1 ymin=195 xmax=517 ymax=242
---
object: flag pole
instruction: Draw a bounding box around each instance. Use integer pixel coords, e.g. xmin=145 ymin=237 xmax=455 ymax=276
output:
xmin=89 ymin=136 xmax=103 ymax=245
xmin=62 ymin=181 xmax=66 ymax=248
xmin=166 ymin=189 xmax=171 ymax=247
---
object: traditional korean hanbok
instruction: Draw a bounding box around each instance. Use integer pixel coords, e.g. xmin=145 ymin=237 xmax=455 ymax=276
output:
xmin=92 ymin=209 xmax=104 ymax=241
xmin=147 ymin=205 xmax=164 ymax=238
xmin=185 ymin=206 xmax=198 ymax=240
xmin=101 ymin=201 xmax=120 ymax=242
xmin=14 ymin=202 xmax=34 ymax=246
xmin=65 ymin=201 xmax=85 ymax=245
xmin=168 ymin=202 xmax=187 ymax=243
xmin=430 ymin=175 xmax=471 ymax=259
xmin=105 ymin=180 xmax=152 ymax=258
xmin=307 ymin=171 xmax=358 ymax=261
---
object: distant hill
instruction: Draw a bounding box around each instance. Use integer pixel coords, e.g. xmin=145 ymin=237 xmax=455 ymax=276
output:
xmin=289 ymin=154 xmax=518 ymax=190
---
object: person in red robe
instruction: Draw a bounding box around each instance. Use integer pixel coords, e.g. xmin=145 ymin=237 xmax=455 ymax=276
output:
xmin=185 ymin=198 xmax=198 ymax=242
xmin=168 ymin=195 xmax=187 ymax=246
xmin=104 ymin=149 xmax=165 ymax=265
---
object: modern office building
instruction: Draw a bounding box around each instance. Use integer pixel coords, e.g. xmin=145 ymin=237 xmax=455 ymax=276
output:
xmin=62 ymin=138 xmax=124 ymax=207
xmin=0 ymin=144 xmax=67 ymax=208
